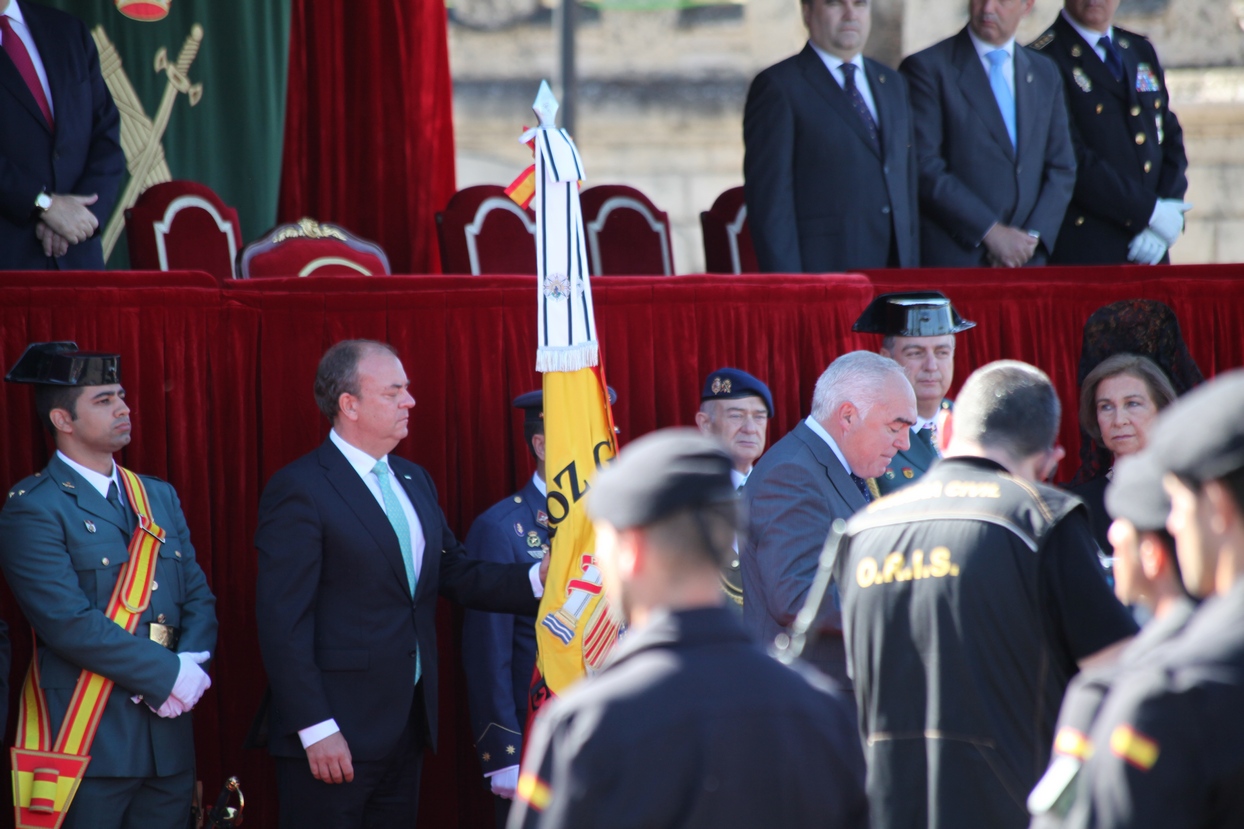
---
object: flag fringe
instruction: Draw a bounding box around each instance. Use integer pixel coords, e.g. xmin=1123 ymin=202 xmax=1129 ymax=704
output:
xmin=537 ymin=342 xmax=599 ymax=373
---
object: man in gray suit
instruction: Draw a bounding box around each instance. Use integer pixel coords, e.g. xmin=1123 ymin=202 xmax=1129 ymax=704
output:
xmin=900 ymin=0 xmax=1075 ymax=267
xmin=743 ymin=0 xmax=919 ymax=272
xmin=741 ymin=351 xmax=916 ymax=688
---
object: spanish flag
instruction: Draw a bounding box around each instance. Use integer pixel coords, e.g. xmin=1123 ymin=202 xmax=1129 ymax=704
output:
xmin=525 ymin=82 xmax=621 ymax=704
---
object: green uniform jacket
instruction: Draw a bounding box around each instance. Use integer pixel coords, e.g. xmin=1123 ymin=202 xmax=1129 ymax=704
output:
xmin=0 ymin=454 xmax=217 ymax=778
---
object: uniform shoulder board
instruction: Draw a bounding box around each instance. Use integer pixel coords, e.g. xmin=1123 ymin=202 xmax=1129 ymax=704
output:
xmin=7 ymin=472 xmax=49 ymax=499
xmin=1030 ymin=30 xmax=1055 ymax=51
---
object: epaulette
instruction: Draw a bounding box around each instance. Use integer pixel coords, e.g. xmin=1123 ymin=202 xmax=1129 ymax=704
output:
xmin=1031 ymin=30 xmax=1055 ymax=51
xmin=7 ymin=470 xmax=50 ymax=500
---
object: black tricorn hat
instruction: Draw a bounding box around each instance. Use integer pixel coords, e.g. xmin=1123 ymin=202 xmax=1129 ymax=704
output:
xmin=852 ymin=291 xmax=975 ymax=337
xmin=4 ymin=342 xmax=121 ymax=387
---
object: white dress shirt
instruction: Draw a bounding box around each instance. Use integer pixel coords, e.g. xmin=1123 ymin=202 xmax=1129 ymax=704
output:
xmin=809 ymin=44 xmax=879 ymax=123
xmin=730 ymin=468 xmax=750 ymax=490
xmin=803 ymin=415 xmax=857 ymax=477
xmin=967 ymin=28 xmax=1016 ymax=98
xmin=1 ymin=1 xmax=55 ymax=118
xmin=1061 ymin=8 xmax=1114 ymax=64
xmin=57 ymin=450 xmax=120 ymax=500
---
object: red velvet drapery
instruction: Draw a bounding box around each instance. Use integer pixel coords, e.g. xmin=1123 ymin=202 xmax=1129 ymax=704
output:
xmin=276 ymin=0 xmax=456 ymax=274
xmin=0 ymin=267 xmax=1242 ymax=828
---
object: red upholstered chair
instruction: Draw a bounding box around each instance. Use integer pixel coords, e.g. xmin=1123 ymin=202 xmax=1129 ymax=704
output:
xmin=435 ymin=185 xmax=536 ymax=275
xmin=700 ymin=186 xmax=758 ymax=274
xmin=125 ymin=180 xmax=242 ymax=283
xmin=238 ymin=218 xmax=391 ymax=278
xmin=580 ymin=185 xmax=673 ymax=276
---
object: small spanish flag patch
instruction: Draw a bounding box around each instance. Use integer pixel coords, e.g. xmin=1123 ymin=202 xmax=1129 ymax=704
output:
xmin=517 ymin=772 xmax=552 ymax=811
xmin=1110 ymin=724 xmax=1159 ymax=771
xmin=1054 ymin=726 xmax=1091 ymax=760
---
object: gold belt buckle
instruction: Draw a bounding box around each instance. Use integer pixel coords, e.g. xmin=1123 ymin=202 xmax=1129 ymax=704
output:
xmin=149 ymin=623 xmax=180 ymax=650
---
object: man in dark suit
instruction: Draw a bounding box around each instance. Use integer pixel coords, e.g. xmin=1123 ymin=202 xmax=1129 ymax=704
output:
xmin=255 ymin=340 xmax=544 ymax=828
xmin=509 ymin=430 xmax=868 ymax=829
xmin=852 ymin=291 xmax=976 ymax=496
xmin=901 ymin=0 xmax=1076 ymax=267
xmin=0 ymin=0 xmax=124 ymax=270
xmin=0 ymin=342 xmax=218 ymax=829
xmin=743 ymin=0 xmax=919 ymax=273
xmin=1032 ymin=0 xmax=1189 ymax=265
xmin=741 ymin=350 xmax=915 ymax=688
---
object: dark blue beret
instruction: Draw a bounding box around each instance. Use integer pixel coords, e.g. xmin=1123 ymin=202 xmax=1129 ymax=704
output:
xmin=700 ymin=368 xmax=773 ymax=417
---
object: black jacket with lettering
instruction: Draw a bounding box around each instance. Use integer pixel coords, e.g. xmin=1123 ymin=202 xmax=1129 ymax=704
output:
xmin=832 ymin=456 xmax=1136 ymax=829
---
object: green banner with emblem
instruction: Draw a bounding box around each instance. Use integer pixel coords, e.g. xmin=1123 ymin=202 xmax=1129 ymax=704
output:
xmin=41 ymin=0 xmax=291 ymax=266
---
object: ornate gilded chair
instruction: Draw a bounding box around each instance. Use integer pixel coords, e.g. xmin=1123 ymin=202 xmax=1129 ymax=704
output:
xmin=238 ymin=218 xmax=391 ymax=278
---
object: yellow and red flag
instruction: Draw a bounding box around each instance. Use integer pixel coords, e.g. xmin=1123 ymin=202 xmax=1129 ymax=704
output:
xmin=523 ymin=81 xmax=621 ymax=713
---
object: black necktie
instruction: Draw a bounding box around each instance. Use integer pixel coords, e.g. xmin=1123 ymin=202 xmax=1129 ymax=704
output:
xmin=850 ymin=473 xmax=872 ymax=503
xmin=915 ymin=425 xmax=936 ymax=455
xmin=1097 ymin=35 xmax=1124 ymax=83
xmin=840 ymin=63 xmax=880 ymax=153
xmin=106 ymin=480 xmax=132 ymax=532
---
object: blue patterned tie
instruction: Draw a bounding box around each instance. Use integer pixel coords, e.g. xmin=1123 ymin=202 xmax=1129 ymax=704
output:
xmin=840 ymin=63 xmax=880 ymax=153
xmin=850 ymin=473 xmax=872 ymax=503
xmin=1097 ymin=35 xmax=1124 ymax=83
xmin=987 ymin=49 xmax=1016 ymax=150
xmin=373 ymin=460 xmax=421 ymax=684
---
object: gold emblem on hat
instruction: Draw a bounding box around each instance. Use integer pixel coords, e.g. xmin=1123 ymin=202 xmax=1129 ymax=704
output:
xmin=711 ymin=377 xmax=722 ymax=394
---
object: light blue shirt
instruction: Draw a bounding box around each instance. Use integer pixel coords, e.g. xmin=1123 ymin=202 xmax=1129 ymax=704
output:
xmin=1061 ymin=8 xmax=1115 ymax=64
xmin=968 ymin=28 xmax=1016 ymax=98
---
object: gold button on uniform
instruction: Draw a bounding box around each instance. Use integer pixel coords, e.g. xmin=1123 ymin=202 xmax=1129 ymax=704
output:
xmin=152 ymin=581 xmax=159 ymax=591
xmin=1075 ymin=216 xmax=1085 ymax=227
xmin=1130 ymin=106 xmax=1141 ymax=116
xmin=1096 ymin=104 xmax=1103 ymax=114
xmin=1144 ymin=161 xmax=1152 ymax=173
xmin=1135 ymin=133 xmax=1146 ymax=145
xmin=174 ymin=550 xmax=182 ymax=558
xmin=102 ymin=557 xmax=110 ymax=566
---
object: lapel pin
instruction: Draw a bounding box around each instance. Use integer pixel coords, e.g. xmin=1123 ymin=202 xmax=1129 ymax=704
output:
xmin=62 ymin=481 xmax=75 ymax=489
xmin=85 ymin=520 xmax=97 ymax=533
xmin=1027 ymin=73 xmax=1033 ymax=83
xmin=878 ymin=73 xmax=886 ymax=83
xmin=402 ymin=474 xmax=412 ymax=480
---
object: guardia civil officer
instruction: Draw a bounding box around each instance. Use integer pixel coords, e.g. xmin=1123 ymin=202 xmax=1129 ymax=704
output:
xmin=852 ymin=291 xmax=975 ymax=496
xmin=695 ymin=367 xmax=773 ymax=608
xmin=0 ymin=342 xmax=218 ymax=829
xmin=1029 ymin=447 xmax=1197 ymax=827
xmin=509 ymin=430 xmax=868 ymax=829
xmin=1032 ymin=0 xmax=1190 ymax=265
xmin=1055 ymin=370 xmax=1244 ymax=828
xmin=833 ymin=360 xmax=1136 ymax=829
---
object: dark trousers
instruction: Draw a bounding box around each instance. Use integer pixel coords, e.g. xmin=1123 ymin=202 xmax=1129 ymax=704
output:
xmin=276 ymin=686 xmax=427 ymax=829
xmin=63 ymin=770 xmax=196 ymax=829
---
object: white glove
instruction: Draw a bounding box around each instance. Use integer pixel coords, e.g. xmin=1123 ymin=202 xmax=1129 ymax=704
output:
xmin=170 ymin=651 xmax=212 ymax=710
xmin=151 ymin=696 xmax=187 ymax=718
xmin=488 ymin=765 xmax=520 ymax=799
xmin=1128 ymin=229 xmax=1168 ymax=266
xmin=1148 ymin=199 xmax=1192 ymax=247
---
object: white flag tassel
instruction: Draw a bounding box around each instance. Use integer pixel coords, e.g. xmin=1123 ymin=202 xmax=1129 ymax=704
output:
xmin=530 ymin=81 xmax=598 ymax=373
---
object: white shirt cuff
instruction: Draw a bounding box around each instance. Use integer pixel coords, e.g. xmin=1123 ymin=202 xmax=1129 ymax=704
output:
xmin=529 ymin=563 xmax=544 ymax=598
xmin=298 ymin=718 xmax=341 ymax=749
xmin=485 ymin=764 xmax=521 ymax=779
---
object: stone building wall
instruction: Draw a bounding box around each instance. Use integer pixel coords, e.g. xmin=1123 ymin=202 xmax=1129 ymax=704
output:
xmin=450 ymin=0 xmax=1244 ymax=273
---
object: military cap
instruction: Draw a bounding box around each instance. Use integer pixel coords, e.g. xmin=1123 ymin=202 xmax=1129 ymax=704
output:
xmin=1146 ymin=369 xmax=1244 ymax=485
xmin=512 ymin=386 xmax=619 ymax=426
xmin=852 ymin=291 xmax=976 ymax=337
xmin=700 ymin=367 xmax=773 ymax=417
xmin=1106 ymin=451 xmax=1170 ymax=532
xmin=4 ymin=341 xmax=121 ymax=386
xmin=588 ymin=428 xmax=736 ymax=531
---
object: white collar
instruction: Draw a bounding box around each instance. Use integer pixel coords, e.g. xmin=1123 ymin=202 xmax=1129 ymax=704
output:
xmin=730 ymin=467 xmax=750 ymax=490
xmin=330 ymin=428 xmax=390 ymax=479
xmin=809 ymin=42 xmax=866 ymax=75
xmin=967 ymin=27 xmax=1015 ymax=60
xmin=532 ymin=472 xmax=547 ymax=497
xmin=913 ymin=414 xmax=939 ymax=432
xmin=2 ymin=1 xmax=28 ymax=26
xmin=56 ymin=450 xmax=119 ymax=499
xmin=1061 ymin=8 xmax=1113 ymax=44
xmin=803 ymin=415 xmax=854 ymax=476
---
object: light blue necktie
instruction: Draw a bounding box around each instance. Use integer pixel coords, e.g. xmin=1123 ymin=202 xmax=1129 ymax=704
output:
xmin=987 ymin=49 xmax=1016 ymax=150
xmin=373 ymin=460 xmax=421 ymax=685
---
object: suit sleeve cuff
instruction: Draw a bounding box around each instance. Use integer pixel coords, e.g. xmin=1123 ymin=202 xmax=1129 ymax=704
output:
xmin=529 ymin=563 xmax=544 ymax=598
xmin=298 ymin=719 xmax=340 ymax=749
xmin=485 ymin=764 xmax=520 ymax=779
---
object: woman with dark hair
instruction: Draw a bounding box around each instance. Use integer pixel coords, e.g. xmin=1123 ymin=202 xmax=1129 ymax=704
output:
xmin=1070 ymin=353 xmax=1177 ymax=556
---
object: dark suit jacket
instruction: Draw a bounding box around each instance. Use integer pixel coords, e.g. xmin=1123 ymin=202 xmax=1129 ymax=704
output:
xmin=740 ymin=420 xmax=867 ymax=686
xmin=1033 ymin=15 xmax=1188 ymax=264
xmin=0 ymin=454 xmax=217 ymax=776
xmin=743 ymin=45 xmax=919 ymax=273
xmin=901 ymin=28 xmax=1076 ymax=266
xmin=255 ymin=439 xmax=540 ymax=761
xmin=0 ymin=1 xmax=124 ymax=270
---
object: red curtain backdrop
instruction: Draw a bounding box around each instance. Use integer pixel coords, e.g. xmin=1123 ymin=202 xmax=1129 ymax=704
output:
xmin=276 ymin=0 xmax=456 ymax=274
xmin=1 ymin=267 xmax=1242 ymax=828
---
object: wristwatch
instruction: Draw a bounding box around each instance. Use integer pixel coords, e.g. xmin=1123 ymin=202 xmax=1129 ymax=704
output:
xmin=34 ymin=191 xmax=52 ymax=217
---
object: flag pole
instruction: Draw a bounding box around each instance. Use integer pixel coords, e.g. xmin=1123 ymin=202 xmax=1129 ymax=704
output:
xmin=557 ymin=0 xmax=577 ymax=135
